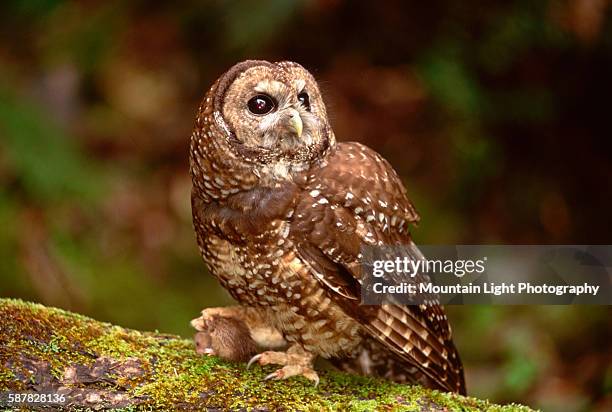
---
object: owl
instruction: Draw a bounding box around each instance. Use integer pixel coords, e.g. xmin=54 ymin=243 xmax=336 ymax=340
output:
xmin=189 ymin=60 xmax=466 ymax=394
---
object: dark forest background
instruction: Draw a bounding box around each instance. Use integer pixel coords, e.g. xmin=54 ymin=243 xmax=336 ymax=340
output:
xmin=0 ymin=1 xmax=611 ymax=410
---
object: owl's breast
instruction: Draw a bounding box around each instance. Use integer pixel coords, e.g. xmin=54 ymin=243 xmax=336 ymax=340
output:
xmin=197 ymin=217 xmax=293 ymax=305
xmin=217 ymin=238 xmax=363 ymax=356
xmin=192 ymin=184 xmax=363 ymax=358
xmin=194 ymin=213 xmax=363 ymax=357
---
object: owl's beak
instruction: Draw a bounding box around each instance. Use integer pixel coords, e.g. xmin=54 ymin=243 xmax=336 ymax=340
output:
xmin=286 ymin=108 xmax=303 ymax=138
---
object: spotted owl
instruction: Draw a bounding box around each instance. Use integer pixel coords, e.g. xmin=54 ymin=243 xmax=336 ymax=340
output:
xmin=189 ymin=60 xmax=466 ymax=394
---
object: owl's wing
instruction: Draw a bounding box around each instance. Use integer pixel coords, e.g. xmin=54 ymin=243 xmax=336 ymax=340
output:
xmin=291 ymin=142 xmax=465 ymax=394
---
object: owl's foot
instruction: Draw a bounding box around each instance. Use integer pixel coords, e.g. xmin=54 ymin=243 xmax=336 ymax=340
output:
xmin=191 ymin=307 xmax=240 ymax=330
xmin=247 ymin=345 xmax=319 ymax=386
xmin=263 ymin=364 xmax=320 ymax=386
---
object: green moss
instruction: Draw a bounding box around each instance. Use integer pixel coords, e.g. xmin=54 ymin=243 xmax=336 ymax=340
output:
xmin=0 ymin=367 xmax=16 ymax=391
xmin=347 ymin=399 xmax=379 ymax=411
xmin=0 ymin=299 xmax=538 ymax=411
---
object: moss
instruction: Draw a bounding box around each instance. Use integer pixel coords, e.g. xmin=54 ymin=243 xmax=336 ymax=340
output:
xmin=0 ymin=367 xmax=16 ymax=390
xmin=347 ymin=399 xmax=380 ymax=411
xmin=0 ymin=299 xmax=538 ymax=411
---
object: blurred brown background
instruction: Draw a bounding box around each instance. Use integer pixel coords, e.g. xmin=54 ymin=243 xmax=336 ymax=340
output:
xmin=0 ymin=1 xmax=611 ymax=410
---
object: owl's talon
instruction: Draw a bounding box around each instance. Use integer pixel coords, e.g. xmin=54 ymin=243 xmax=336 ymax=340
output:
xmin=264 ymin=371 xmax=279 ymax=381
xmin=247 ymin=353 xmax=262 ymax=369
xmin=311 ymin=374 xmax=320 ymax=387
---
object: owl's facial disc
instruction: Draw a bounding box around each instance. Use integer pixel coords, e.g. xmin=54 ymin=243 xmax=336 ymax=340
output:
xmin=220 ymin=63 xmax=330 ymax=161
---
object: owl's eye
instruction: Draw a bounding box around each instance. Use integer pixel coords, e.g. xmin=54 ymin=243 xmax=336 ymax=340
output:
xmin=297 ymin=92 xmax=311 ymax=111
xmin=247 ymin=94 xmax=276 ymax=115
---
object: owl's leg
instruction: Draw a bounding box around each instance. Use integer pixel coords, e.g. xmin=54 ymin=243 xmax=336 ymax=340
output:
xmin=247 ymin=344 xmax=319 ymax=386
xmin=191 ymin=306 xmax=286 ymax=349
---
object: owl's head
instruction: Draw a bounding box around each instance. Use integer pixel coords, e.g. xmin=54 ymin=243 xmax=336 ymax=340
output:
xmin=197 ymin=60 xmax=333 ymax=167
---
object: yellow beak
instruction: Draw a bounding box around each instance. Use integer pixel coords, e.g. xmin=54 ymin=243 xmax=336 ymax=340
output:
xmin=287 ymin=109 xmax=303 ymax=138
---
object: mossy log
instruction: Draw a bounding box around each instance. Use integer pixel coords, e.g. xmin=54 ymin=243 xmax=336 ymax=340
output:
xmin=0 ymin=299 xmax=535 ymax=411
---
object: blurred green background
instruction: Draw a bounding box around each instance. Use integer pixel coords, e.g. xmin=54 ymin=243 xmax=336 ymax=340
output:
xmin=0 ymin=1 xmax=611 ymax=410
